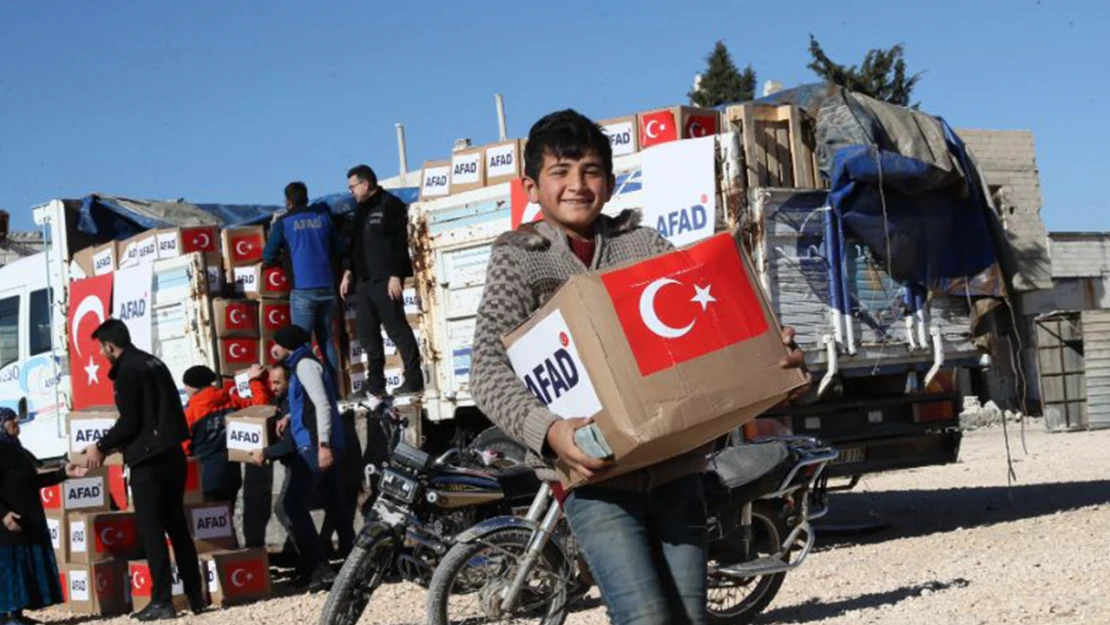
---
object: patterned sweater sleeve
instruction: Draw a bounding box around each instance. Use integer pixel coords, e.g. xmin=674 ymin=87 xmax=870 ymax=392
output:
xmin=470 ymin=242 xmax=559 ymax=457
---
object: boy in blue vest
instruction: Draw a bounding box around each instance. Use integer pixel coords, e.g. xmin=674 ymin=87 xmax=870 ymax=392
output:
xmin=268 ymin=324 xmax=354 ymax=591
xmin=264 ymin=182 xmax=344 ymax=384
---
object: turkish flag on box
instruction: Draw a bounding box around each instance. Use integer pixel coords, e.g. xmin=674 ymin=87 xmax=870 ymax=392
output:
xmin=68 ymin=274 xmax=115 ymax=410
xmin=213 ymin=299 xmax=260 ymax=338
xmin=130 ymin=560 xmax=190 ymax=612
xmin=638 ymin=106 xmax=719 ymax=148
xmin=260 ymin=266 xmax=290 ymax=297
xmin=68 ymin=511 xmax=141 ymax=563
xmin=218 ymin=338 xmax=260 ymax=377
xmin=182 ymin=225 xmax=219 ymax=255
xmin=201 ymin=548 xmax=271 ymax=606
xmin=503 ymin=232 xmax=807 ymax=488
xmin=222 ymin=226 xmax=265 ymax=270
xmin=66 ymin=560 xmax=129 ymax=616
xmin=260 ymin=299 xmax=290 ymax=337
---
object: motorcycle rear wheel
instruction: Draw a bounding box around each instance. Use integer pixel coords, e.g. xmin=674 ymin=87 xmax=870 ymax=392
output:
xmin=318 ymin=525 xmax=398 ymax=625
xmin=706 ymin=502 xmax=789 ymax=625
xmin=426 ymin=526 xmax=571 ymax=625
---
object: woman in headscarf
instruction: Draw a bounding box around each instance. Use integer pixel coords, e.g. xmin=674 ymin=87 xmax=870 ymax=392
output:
xmin=0 ymin=407 xmax=88 ymax=625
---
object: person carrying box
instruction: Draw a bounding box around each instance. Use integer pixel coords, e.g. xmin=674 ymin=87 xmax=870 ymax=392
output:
xmin=470 ymin=110 xmax=806 ymax=625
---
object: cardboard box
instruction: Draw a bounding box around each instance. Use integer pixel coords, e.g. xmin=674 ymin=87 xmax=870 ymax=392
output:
xmin=222 ymin=226 xmax=266 ymax=270
xmin=205 ymin=263 xmax=224 ymax=295
xmin=184 ymin=501 xmax=239 ymax=552
xmin=347 ymin=364 xmax=367 ymax=398
xmin=229 ymin=264 xmax=289 ymax=299
xmin=185 ymin=456 xmax=204 ymax=504
xmin=106 ymin=465 xmax=128 ymax=510
xmin=213 ymin=299 xmax=260 ymax=338
xmin=65 ymin=560 xmax=129 ymax=616
xmin=450 ymin=148 xmax=485 ymax=193
xmin=71 ymin=242 xmax=118 ymax=279
xmin=384 ymin=367 xmax=404 ymax=395
xmin=218 ymin=338 xmax=260 ymax=376
xmin=600 ymin=116 xmax=640 ymax=157
xmin=403 ymin=286 xmax=420 ymax=322
xmin=201 ymin=548 xmax=271 ymax=607
xmin=420 ymin=160 xmax=452 ymax=200
xmin=40 ymin=467 xmax=110 ymax=513
xmin=503 ymin=232 xmax=806 ymax=488
xmin=637 ymin=106 xmax=720 ymax=149
xmin=180 ymin=224 xmax=221 ymax=260
xmin=225 ymin=405 xmax=279 ymax=463
xmin=116 ymin=231 xmax=160 ymax=269
xmin=46 ymin=511 xmax=68 ymax=564
xmin=67 ymin=410 xmax=124 ymax=466
xmin=259 ymin=299 xmax=291 ymax=342
xmin=130 ymin=560 xmax=190 ymax=613
xmin=68 ymin=511 xmax=141 ymax=563
xmin=483 ymin=139 xmax=523 ymax=185
xmin=262 ymin=338 xmax=280 ymax=366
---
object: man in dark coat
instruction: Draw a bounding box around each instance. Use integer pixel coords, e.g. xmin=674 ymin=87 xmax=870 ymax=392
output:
xmin=82 ymin=319 xmax=204 ymax=621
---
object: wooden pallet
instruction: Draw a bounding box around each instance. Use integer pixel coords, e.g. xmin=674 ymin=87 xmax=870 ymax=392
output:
xmin=725 ymin=103 xmax=823 ymax=190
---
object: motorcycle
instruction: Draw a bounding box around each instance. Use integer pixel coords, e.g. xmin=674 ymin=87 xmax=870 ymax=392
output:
xmin=424 ymin=436 xmax=838 ymax=625
xmin=317 ymin=432 xmax=544 ymax=625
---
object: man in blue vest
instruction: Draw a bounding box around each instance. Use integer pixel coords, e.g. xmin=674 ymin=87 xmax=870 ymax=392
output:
xmin=264 ymin=182 xmax=343 ymax=383
xmin=268 ymin=324 xmax=354 ymax=591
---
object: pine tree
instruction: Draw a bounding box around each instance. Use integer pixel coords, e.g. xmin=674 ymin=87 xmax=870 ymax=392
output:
xmin=807 ymin=34 xmax=923 ymax=107
xmin=688 ymin=41 xmax=756 ymax=107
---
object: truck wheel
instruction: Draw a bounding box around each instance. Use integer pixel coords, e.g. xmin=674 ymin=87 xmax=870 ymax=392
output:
xmin=469 ymin=426 xmax=528 ymax=465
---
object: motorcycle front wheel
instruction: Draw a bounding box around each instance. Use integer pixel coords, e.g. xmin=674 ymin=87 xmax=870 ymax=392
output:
xmin=318 ymin=524 xmax=398 ymax=625
xmin=426 ymin=526 xmax=572 ymax=625
xmin=706 ymin=502 xmax=790 ymax=625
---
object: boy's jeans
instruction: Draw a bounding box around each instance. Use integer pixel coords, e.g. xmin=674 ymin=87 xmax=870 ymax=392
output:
xmin=564 ymin=473 xmax=708 ymax=625
xmin=290 ymin=288 xmax=339 ymax=383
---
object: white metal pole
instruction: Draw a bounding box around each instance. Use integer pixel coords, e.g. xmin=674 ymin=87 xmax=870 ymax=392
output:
xmin=395 ymin=123 xmax=409 ymax=186
xmin=495 ymin=94 xmax=508 ymax=141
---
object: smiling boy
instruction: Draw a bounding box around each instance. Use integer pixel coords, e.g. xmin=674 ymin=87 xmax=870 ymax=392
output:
xmin=471 ymin=109 xmax=804 ymax=624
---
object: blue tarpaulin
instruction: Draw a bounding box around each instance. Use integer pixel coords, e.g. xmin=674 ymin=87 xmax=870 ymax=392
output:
xmin=74 ymin=188 xmax=421 ymax=240
xmin=826 ymin=122 xmax=1006 ymax=299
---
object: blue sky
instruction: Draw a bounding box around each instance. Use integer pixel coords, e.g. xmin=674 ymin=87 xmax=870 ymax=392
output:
xmin=1 ymin=0 xmax=1105 ymax=232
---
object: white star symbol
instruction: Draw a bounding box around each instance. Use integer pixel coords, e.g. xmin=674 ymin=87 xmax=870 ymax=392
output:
xmin=85 ymin=356 xmax=100 ymax=385
xmin=691 ymin=284 xmax=716 ymax=311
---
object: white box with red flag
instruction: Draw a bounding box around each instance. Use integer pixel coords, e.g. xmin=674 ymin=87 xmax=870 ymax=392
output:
xmin=229 ymin=264 xmax=289 ymax=300
xmin=213 ymin=299 xmax=260 ymax=338
xmin=636 ymin=105 xmax=720 ymax=149
xmin=201 ymin=548 xmax=271 ymax=606
xmin=503 ymin=232 xmax=806 ymax=488
xmin=129 ymin=559 xmax=191 ymax=612
xmin=64 ymin=560 xmax=130 ymax=615
xmin=221 ymin=226 xmax=265 ymax=271
xmin=67 ymin=511 xmax=141 ymax=564
xmin=40 ymin=467 xmax=110 ymax=513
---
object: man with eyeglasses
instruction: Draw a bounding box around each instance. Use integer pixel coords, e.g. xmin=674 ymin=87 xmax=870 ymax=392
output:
xmin=340 ymin=164 xmax=423 ymax=398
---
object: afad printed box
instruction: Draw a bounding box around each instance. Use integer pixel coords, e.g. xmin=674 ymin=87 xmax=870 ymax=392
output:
xmin=67 ymin=410 xmax=123 ymax=466
xmin=40 ymin=466 xmax=110 ymax=513
xmin=65 ymin=560 xmax=130 ymax=616
xmin=225 ymin=405 xmax=278 ymax=463
xmin=130 ymin=560 xmax=191 ymax=612
xmin=483 ymin=139 xmax=522 ymax=185
xmin=185 ymin=501 xmax=240 ymax=552
xmin=420 ymin=160 xmax=451 ymax=200
xmin=450 ymin=148 xmax=485 ymax=193
xmin=201 ymin=548 xmax=271 ymax=607
xmin=68 ymin=511 xmax=141 ymax=564
xmin=71 ymin=242 xmax=118 ymax=280
xmin=504 ymin=232 xmax=807 ymax=488
xmin=45 ymin=511 xmax=68 ymax=563
xmin=599 ymin=116 xmax=640 ymax=157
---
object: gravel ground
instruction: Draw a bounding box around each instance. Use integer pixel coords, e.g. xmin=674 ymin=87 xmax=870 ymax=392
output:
xmin=32 ymin=424 xmax=1110 ymax=625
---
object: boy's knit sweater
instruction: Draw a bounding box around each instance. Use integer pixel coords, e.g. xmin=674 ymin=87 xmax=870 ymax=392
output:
xmin=470 ymin=210 xmax=707 ymax=489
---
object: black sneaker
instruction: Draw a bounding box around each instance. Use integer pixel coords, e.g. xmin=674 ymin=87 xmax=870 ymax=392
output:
xmin=132 ymin=603 xmax=178 ymax=621
xmin=307 ymin=564 xmax=337 ymax=593
xmin=391 ymin=382 xmax=424 ymax=396
xmin=187 ymin=589 xmax=207 ymax=615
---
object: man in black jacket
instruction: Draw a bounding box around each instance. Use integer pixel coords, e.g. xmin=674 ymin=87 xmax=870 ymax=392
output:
xmin=82 ymin=319 xmax=204 ymax=621
xmin=340 ymin=164 xmax=423 ymax=397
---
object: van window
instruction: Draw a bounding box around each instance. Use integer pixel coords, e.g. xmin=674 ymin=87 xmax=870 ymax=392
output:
xmin=30 ymin=288 xmax=53 ymax=355
xmin=0 ymin=296 xmax=19 ymax=369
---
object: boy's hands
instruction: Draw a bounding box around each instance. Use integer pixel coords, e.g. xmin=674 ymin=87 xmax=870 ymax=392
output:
xmin=546 ymin=418 xmax=612 ymax=479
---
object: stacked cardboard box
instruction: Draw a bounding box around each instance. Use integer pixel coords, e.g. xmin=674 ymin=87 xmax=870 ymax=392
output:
xmin=225 ymin=404 xmax=279 ymax=463
xmin=419 ymin=104 xmax=720 ymax=200
xmin=53 ymin=410 xmax=270 ymax=615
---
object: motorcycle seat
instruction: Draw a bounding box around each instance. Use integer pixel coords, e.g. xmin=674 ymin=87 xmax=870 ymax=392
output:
xmin=492 ymin=465 xmax=543 ymax=499
xmin=706 ymin=442 xmax=792 ymax=492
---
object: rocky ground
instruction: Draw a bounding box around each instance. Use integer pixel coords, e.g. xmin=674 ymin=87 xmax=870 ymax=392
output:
xmin=34 ymin=422 xmax=1110 ymax=624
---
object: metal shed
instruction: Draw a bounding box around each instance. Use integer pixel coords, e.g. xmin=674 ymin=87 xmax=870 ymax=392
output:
xmin=1035 ymin=310 xmax=1110 ymax=431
